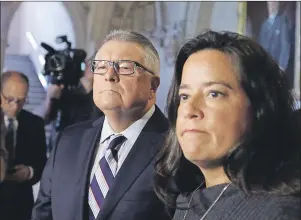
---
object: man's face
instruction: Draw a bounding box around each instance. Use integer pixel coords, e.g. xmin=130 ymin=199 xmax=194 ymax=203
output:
xmin=267 ymin=1 xmax=279 ymax=15
xmin=93 ymin=40 xmax=157 ymax=113
xmin=1 ymin=77 xmax=28 ymax=118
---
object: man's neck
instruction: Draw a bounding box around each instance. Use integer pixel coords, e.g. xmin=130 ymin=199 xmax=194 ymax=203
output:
xmin=268 ymin=12 xmax=278 ymax=20
xmin=4 ymin=114 xmax=17 ymax=121
xmin=104 ymin=104 xmax=153 ymax=133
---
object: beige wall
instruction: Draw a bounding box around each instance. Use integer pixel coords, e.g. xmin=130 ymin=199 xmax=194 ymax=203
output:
xmin=2 ymin=1 xmax=298 ymax=110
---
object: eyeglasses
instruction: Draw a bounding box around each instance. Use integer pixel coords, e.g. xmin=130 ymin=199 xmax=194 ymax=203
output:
xmin=1 ymin=93 xmax=27 ymax=107
xmin=90 ymin=60 xmax=155 ymax=76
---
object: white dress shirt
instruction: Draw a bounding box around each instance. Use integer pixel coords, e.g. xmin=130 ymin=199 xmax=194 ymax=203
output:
xmin=90 ymin=105 xmax=155 ymax=182
xmin=268 ymin=14 xmax=276 ymax=26
xmin=4 ymin=115 xmax=34 ymax=179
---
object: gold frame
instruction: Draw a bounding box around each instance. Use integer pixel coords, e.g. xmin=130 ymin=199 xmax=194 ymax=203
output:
xmin=237 ymin=2 xmax=247 ymax=35
xmin=294 ymin=2 xmax=301 ymax=99
xmin=237 ymin=1 xmax=300 ymax=99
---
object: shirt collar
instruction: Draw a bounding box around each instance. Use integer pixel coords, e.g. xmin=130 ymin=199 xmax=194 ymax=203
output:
xmin=4 ymin=115 xmax=18 ymax=130
xmin=268 ymin=14 xmax=277 ymax=22
xmin=100 ymin=105 xmax=156 ymax=144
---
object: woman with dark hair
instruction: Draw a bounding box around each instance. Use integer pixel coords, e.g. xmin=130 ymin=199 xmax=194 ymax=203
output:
xmin=154 ymin=30 xmax=300 ymax=220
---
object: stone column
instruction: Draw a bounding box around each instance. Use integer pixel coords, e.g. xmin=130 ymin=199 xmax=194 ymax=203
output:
xmin=0 ymin=37 xmax=7 ymax=72
xmin=1 ymin=2 xmax=21 ymax=72
xmin=85 ymin=2 xmax=116 ymax=53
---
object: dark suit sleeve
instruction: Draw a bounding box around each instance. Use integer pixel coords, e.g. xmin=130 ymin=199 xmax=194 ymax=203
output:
xmin=27 ymin=117 xmax=47 ymax=185
xmin=32 ymin=131 xmax=62 ymax=220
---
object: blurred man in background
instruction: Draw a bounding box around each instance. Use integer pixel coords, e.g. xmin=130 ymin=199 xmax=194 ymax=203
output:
xmin=258 ymin=1 xmax=290 ymax=71
xmin=0 ymin=71 xmax=47 ymax=220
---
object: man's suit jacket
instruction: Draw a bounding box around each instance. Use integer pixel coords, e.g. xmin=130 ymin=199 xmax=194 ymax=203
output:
xmin=33 ymin=106 xmax=172 ymax=220
xmin=0 ymin=110 xmax=47 ymax=220
xmin=258 ymin=14 xmax=290 ymax=70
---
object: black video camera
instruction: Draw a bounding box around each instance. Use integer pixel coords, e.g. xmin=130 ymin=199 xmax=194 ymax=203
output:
xmin=41 ymin=35 xmax=87 ymax=91
xmin=40 ymin=36 xmax=87 ymax=131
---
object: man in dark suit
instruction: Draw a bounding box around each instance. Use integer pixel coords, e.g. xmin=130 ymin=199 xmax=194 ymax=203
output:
xmin=258 ymin=1 xmax=290 ymax=71
xmin=0 ymin=71 xmax=47 ymax=220
xmin=32 ymin=30 xmax=172 ymax=220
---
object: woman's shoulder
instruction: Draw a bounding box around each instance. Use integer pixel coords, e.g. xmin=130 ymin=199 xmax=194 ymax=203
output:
xmin=224 ymin=190 xmax=300 ymax=220
xmin=174 ymin=186 xmax=300 ymax=220
xmin=228 ymin=190 xmax=300 ymax=220
xmin=246 ymin=193 xmax=300 ymax=218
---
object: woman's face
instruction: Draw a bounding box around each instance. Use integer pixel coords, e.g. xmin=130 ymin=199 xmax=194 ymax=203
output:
xmin=176 ymin=49 xmax=251 ymax=168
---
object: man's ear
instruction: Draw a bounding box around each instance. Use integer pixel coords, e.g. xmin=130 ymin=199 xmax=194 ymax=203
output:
xmin=150 ymin=76 xmax=160 ymax=93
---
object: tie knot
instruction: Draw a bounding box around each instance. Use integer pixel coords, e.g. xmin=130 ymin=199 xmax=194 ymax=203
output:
xmin=7 ymin=119 xmax=14 ymax=130
xmin=107 ymin=135 xmax=126 ymax=151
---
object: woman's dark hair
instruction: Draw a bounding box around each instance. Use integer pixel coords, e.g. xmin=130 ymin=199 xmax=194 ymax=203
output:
xmin=154 ymin=30 xmax=301 ymax=208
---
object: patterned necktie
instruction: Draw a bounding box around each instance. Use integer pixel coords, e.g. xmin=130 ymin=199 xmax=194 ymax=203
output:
xmin=88 ymin=135 xmax=126 ymax=220
xmin=5 ymin=119 xmax=15 ymax=169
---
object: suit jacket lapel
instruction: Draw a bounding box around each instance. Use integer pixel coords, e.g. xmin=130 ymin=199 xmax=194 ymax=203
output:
xmin=76 ymin=117 xmax=104 ymax=220
xmin=97 ymin=132 xmax=164 ymax=220
xmin=97 ymin=107 xmax=168 ymax=220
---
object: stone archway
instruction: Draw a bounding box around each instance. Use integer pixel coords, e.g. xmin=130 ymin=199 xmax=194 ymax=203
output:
xmin=0 ymin=2 xmax=86 ymax=71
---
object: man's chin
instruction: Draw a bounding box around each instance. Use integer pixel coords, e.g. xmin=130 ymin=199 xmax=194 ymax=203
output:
xmin=102 ymin=106 xmax=122 ymax=111
xmin=97 ymin=102 xmax=123 ymax=112
xmin=100 ymin=90 xmax=119 ymax=95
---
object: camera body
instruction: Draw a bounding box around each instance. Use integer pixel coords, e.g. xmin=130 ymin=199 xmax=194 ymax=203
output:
xmin=41 ymin=35 xmax=87 ymax=90
xmin=41 ymin=36 xmax=87 ymax=130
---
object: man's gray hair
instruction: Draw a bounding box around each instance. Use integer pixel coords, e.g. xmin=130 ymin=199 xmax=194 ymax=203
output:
xmin=102 ymin=29 xmax=160 ymax=75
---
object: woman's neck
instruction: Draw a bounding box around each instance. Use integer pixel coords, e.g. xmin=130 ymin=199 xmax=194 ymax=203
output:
xmin=199 ymin=166 xmax=231 ymax=188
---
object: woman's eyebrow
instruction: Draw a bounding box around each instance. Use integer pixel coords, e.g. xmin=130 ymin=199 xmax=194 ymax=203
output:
xmin=179 ymin=81 xmax=233 ymax=90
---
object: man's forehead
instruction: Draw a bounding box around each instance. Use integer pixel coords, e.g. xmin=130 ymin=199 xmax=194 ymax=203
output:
xmin=3 ymin=77 xmax=26 ymax=86
xmin=95 ymin=40 xmax=145 ymax=60
xmin=95 ymin=40 xmax=160 ymax=76
xmin=2 ymin=79 xmax=28 ymax=94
